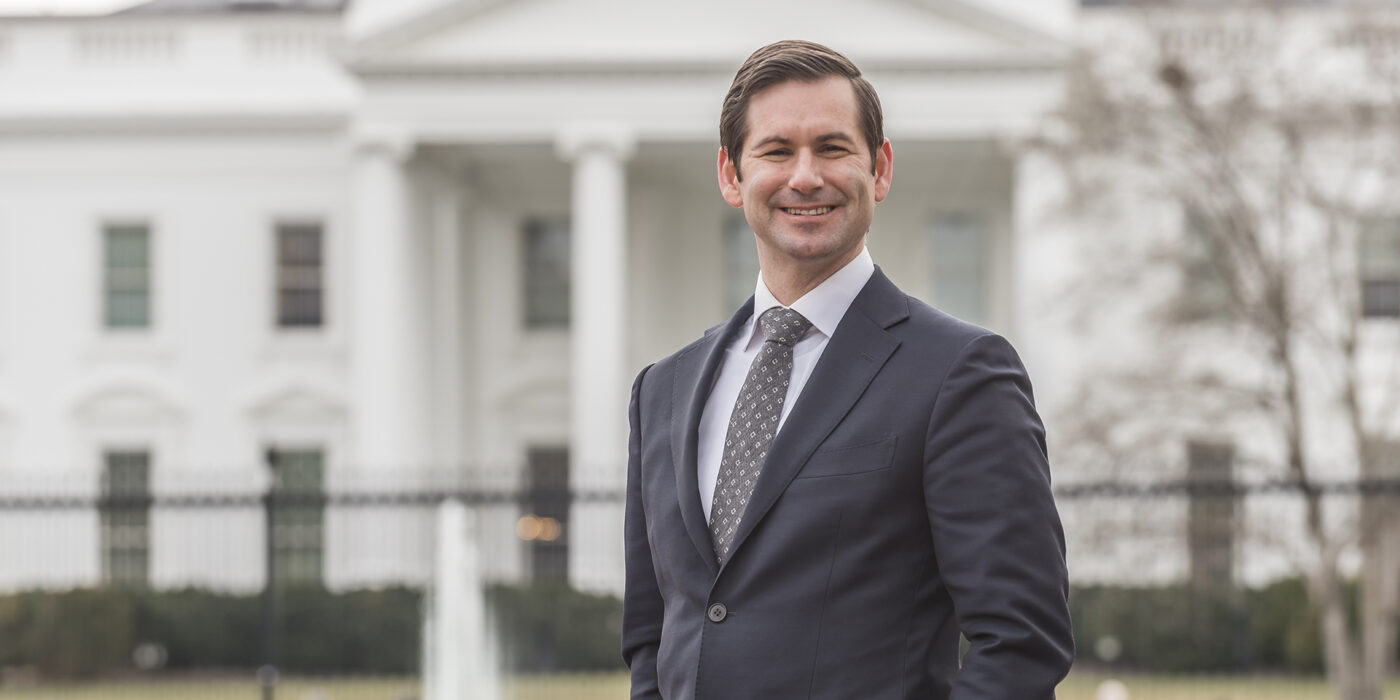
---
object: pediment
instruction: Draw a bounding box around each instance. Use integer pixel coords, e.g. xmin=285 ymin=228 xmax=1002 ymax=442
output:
xmin=348 ymin=0 xmax=1065 ymax=72
xmin=67 ymin=370 xmax=188 ymax=422
xmin=497 ymin=372 xmax=567 ymax=415
xmin=243 ymin=376 xmax=348 ymax=422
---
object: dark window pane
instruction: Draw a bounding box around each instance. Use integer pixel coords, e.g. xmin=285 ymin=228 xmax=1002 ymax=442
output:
xmin=279 ymin=224 xmax=323 ymax=265
xmin=103 ymin=224 xmax=151 ymax=329
xmin=1360 ymin=218 xmax=1400 ymax=318
xmin=107 ymin=291 xmax=151 ymax=328
xmin=104 ymin=451 xmax=149 ymax=495
xmin=1362 ymin=280 xmax=1400 ymax=317
xmin=272 ymin=449 xmax=323 ymax=492
xmin=101 ymin=450 xmax=150 ymax=587
xmin=107 ymin=226 xmax=149 ymax=267
xmin=1178 ymin=211 xmax=1231 ymax=321
xmin=269 ymin=448 xmax=324 ymax=586
xmin=276 ymin=222 xmax=324 ymax=329
xmin=524 ymin=218 xmax=571 ymax=328
xmin=527 ymin=447 xmax=569 ymax=581
xmin=1187 ymin=441 xmax=1235 ymax=589
xmin=931 ymin=213 xmax=989 ymax=324
xmin=279 ymin=290 xmax=323 ymax=327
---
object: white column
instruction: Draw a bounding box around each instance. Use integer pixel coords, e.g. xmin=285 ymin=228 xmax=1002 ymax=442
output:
xmin=351 ymin=132 xmax=429 ymax=472
xmin=430 ymin=172 xmax=467 ymax=475
xmin=557 ymin=127 xmax=634 ymax=593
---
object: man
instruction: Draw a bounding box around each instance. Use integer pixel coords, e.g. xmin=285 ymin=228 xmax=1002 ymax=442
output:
xmin=623 ymin=40 xmax=1073 ymax=699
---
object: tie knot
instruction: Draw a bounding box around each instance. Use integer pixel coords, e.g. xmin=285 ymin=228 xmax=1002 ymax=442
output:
xmin=758 ymin=307 xmax=812 ymax=347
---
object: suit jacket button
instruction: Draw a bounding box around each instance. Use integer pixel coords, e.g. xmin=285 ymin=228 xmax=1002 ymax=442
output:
xmin=707 ymin=603 xmax=728 ymax=623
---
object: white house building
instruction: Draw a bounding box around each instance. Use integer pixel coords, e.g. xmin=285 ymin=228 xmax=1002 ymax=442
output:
xmin=0 ymin=0 xmax=1077 ymax=594
xmin=5 ymin=0 xmax=1399 ymax=601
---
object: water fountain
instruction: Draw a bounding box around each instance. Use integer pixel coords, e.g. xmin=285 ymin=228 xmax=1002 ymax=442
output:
xmin=422 ymin=499 xmax=500 ymax=700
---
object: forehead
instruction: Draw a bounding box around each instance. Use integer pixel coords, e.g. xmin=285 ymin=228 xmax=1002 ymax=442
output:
xmin=744 ymin=76 xmax=861 ymax=143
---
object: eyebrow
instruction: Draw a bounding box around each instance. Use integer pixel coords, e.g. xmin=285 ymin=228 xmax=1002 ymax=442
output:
xmin=749 ymin=132 xmax=859 ymax=151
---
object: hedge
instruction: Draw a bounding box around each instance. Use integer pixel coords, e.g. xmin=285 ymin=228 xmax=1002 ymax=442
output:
xmin=0 ymin=582 xmax=622 ymax=680
xmin=0 ymin=589 xmax=133 ymax=678
xmin=1 ymin=578 xmax=1382 ymax=680
xmin=487 ymin=580 xmax=625 ymax=672
xmin=1070 ymin=579 xmax=1334 ymax=672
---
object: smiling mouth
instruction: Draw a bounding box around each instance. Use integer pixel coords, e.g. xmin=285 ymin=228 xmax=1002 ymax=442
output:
xmin=782 ymin=206 xmax=833 ymax=216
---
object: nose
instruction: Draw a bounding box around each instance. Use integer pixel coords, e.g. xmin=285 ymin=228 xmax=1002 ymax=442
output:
xmin=786 ymin=149 xmax=823 ymax=193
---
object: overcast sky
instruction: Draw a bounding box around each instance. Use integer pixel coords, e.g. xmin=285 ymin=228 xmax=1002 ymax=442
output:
xmin=0 ymin=0 xmax=143 ymax=14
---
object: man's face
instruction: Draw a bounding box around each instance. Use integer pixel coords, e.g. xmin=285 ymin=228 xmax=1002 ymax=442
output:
xmin=718 ymin=75 xmax=893 ymax=278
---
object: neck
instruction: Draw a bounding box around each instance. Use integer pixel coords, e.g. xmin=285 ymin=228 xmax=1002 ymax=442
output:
xmin=760 ymin=247 xmax=862 ymax=306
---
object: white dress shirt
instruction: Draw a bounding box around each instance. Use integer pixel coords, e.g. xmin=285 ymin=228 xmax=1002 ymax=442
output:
xmin=698 ymin=247 xmax=876 ymax=521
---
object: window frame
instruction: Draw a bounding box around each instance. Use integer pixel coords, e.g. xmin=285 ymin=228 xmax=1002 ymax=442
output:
xmin=101 ymin=221 xmax=154 ymax=331
xmin=929 ymin=211 xmax=992 ymax=325
xmin=1360 ymin=216 xmax=1400 ymax=319
xmin=1186 ymin=439 xmax=1236 ymax=588
xmin=522 ymin=217 xmax=572 ymax=330
xmin=274 ymin=220 xmax=326 ymax=329
xmin=266 ymin=446 xmax=325 ymax=586
xmin=524 ymin=446 xmax=570 ymax=581
xmin=100 ymin=448 xmax=152 ymax=587
xmin=1177 ymin=209 xmax=1233 ymax=322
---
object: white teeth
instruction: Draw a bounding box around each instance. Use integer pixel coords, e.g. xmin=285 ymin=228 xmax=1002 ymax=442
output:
xmin=785 ymin=207 xmax=831 ymax=216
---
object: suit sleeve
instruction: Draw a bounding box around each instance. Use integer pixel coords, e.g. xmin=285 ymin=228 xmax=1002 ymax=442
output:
xmin=923 ymin=334 xmax=1074 ymax=699
xmin=621 ymin=364 xmax=664 ymax=700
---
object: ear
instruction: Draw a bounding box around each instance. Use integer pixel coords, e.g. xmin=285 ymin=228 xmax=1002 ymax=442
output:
xmin=717 ymin=147 xmax=744 ymax=208
xmin=873 ymin=138 xmax=893 ymax=203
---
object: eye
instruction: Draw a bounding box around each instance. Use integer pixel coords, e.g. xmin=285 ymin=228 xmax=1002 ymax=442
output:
xmin=821 ymin=144 xmax=851 ymax=154
xmin=762 ymin=148 xmax=791 ymax=157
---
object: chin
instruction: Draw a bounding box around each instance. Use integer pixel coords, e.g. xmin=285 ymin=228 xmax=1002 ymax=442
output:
xmin=779 ymin=242 xmax=850 ymax=263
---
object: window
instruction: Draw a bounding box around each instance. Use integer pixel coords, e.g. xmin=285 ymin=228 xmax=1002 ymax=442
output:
xmin=103 ymin=223 xmax=151 ymax=329
xmin=1362 ymin=439 xmax=1400 ymax=542
xmin=723 ymin=215 xmax=761 ymax=313
xmin=1366 ymin=439 xmax=1400 ymax=478
xmin=100 ymin=450 xmax=150 ymax=587
xmin=1178 ymin=211 xmax=1231 ymax=321
xmin=524 ymin=447 xmax=569 ymax=581
xmin=1186 ymin=440 xmax=1235 ymax=589
xmin=1360 ymin=217 xmax=1400 ymax=318
xmin=267 ymin=448 xmax=324 ymax=585
xmin=276 ymin=222 xmax=324 ymax=328
xmin=523 ymin=218 xmax=571 ymax=328
xmin=930 ymin=213 xmax=990 ymax=324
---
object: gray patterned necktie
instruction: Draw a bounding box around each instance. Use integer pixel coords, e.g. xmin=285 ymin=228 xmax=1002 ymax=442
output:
xmin=709 ymin=306 xmax=813 ymax=563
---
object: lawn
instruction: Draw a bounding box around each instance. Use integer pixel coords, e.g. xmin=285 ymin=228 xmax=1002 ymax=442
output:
xmin=1057 ymin=671 xmax=1385 ymax=700
xmin=0 ymin=674 xmax=631 ymax=700
xmin=1 ymin=671 xmax=1396 ymax=699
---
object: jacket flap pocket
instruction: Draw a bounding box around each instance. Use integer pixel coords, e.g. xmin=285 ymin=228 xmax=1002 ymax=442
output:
xmin=796 ymin=435 xmax=897 ymax=479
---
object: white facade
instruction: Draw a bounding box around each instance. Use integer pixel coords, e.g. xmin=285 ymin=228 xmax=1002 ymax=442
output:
xmin=0 ymin=0 xmax=1080 ymax=593
xmin=1045 ymin=3 xmax=1400 ymax=587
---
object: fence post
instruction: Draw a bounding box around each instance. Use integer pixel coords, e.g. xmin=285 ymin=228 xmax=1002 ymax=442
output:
xmin=260 ymin=449 xmax=279 ymax=700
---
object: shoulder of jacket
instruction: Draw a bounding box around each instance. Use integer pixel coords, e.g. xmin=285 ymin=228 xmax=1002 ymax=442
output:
xmin=902 ymin=295 xmax=999 ymax=342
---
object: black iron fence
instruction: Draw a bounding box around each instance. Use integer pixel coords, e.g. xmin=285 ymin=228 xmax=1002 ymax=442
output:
xmin=1 ymin=474 xmax=1398 ymax=696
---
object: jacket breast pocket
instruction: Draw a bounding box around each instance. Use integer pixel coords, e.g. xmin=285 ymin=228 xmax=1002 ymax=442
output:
xmin=794 ymin=435 xmax=897 ymax=479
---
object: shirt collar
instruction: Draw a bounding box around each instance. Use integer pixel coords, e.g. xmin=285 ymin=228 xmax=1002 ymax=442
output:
xmin=747 ymin=246 xmax=875 ymax=345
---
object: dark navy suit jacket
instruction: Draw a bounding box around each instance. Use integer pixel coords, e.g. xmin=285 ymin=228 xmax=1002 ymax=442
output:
xmin=623 ymin=268 xmax=1073 ymax=699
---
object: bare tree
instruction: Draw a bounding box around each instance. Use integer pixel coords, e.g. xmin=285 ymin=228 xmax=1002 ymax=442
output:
xmin=1034 ymin=2 xmax=1400 ymax=698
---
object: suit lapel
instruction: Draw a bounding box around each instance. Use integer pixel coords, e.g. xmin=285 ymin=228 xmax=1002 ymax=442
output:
xmin=722 ymin=269 xmax=909 ymax=569
xmin=671 ymin=298 xmax=753 ymax=575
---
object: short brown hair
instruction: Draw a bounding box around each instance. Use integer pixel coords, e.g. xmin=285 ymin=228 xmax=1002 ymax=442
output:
xmin=720 ymin=40 xmax=884 ymax=180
